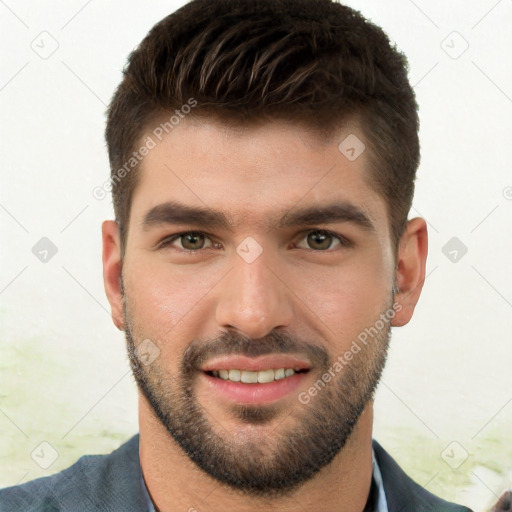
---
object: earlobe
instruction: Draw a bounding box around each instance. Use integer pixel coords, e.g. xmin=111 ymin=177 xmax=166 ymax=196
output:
xmin=391 ymin=217 xmax=428 ymax=327
xmin=102 ymin=220 xmax=125 ymax=331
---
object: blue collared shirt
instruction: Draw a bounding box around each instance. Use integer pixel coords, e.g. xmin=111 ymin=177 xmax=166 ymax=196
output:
xmin=372 ymin=445 xmax=389 ymax=512
xmin=140 ymin=444 xmax=389 ymax=512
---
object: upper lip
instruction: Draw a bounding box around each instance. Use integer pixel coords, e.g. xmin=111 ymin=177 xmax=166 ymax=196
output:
xmin=200 ymin=354 xmax=312 ymax=372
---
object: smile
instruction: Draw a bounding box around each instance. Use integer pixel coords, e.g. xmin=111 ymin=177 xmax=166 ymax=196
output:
xmin=200 ymin=354 xmax=312 ymax=404
xmin=206 ymin=368 xmax=308 ymax=383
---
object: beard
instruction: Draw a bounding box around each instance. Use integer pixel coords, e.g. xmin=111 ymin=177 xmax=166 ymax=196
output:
xmin=123 ymin=288 xmax=392 ymax=498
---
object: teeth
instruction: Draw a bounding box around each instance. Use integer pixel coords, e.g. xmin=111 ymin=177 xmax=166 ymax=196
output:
xmin=257 ymin=369 xmax=275 ymax=383
xmin=274 ymin=368 xmax=285 ymax=380
xmin=228 ymin=369 xmax=241 ymax=382
xmin=241 ymin=370 xmax=258 ymax=383
xmin=212 ymin=368 xmax=299 ymax=383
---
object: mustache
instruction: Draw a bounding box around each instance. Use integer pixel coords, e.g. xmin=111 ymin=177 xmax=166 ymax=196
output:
xmin=182 ymin=329 xmax=330 ymax=373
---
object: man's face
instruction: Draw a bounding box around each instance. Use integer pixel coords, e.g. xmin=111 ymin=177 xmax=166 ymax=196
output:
xmin=119 ymin=118 xmax=397 ymax=496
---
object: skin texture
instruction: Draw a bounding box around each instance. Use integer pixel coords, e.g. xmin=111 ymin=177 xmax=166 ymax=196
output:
xmin=102 ymin=118 xmax=428 ymax=512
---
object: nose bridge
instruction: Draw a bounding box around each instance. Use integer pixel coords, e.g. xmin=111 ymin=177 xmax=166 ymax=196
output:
xmin=215 ymin=245 xmax=293 ymax=338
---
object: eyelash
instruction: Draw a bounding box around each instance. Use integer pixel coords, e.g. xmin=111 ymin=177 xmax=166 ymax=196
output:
xmin=157 ymin=230 xmax=352 ymax=254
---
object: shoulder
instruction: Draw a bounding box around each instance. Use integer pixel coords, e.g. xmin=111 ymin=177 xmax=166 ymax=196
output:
xmin=0 ymin=434 xmax=145 ymax=512
xmin=372 ymin=439 xmax=474 ymax=512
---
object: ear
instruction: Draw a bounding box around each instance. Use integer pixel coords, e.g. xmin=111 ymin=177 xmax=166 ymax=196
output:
xmin=391 ymin=217 xmax=428 ymax=327
xmin=102 ymin=220 xmax=124 ymax=330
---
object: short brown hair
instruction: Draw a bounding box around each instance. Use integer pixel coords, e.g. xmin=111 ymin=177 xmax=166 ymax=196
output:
xmin=105 ymin=0 xmax=420 ymax=258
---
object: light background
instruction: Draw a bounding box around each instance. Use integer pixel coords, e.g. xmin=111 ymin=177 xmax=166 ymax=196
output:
xmin=0 ymin=1 xmax=511 ymax=511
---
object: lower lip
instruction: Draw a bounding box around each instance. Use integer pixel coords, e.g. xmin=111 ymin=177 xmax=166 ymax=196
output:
xmin=201 ymin=372 xmax=309 ymax=404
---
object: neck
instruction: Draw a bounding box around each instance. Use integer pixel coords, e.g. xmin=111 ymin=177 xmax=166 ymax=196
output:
xmin=139 ymin=395 xmax=374 ymax=512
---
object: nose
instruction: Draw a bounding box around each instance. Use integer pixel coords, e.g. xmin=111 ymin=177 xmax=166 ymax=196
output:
xmin=215 ymin=249 xmax=294 ymax=339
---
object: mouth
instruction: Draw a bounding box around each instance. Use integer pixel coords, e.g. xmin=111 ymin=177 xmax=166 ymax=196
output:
xmin=205 ymin=367 xmax=309 ymax=383
xmin=199 ymin=354 xmax=312 ymax=405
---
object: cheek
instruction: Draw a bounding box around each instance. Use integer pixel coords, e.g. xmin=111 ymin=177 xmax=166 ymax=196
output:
xmin=292 ymin=254 xmax=390 ymax=346
xmin=125 ymin=258 xmax=224 ymax=337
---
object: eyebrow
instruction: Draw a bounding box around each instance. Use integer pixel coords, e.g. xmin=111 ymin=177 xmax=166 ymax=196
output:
xmin=141 ymin=200 xmax=376 ymax=233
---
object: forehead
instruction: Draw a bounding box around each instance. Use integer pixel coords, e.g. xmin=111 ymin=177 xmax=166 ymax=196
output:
xmin=129 ymin=117 xmax=388 ymax=235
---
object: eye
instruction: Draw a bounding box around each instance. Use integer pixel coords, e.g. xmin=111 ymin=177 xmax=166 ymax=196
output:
xmin=157 ymin=229 xmax=351 ymax=253
xmin=158 ymin=231 xmax=218 ymax=252
xmin=294 ymin=229 xmax=351 ymax=251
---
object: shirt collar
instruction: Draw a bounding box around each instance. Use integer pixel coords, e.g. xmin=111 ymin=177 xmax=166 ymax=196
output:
xmin=372 ymin=444 xmax=389 ymax=512
xmin=140 ymin=445 xmax=388 ymax=512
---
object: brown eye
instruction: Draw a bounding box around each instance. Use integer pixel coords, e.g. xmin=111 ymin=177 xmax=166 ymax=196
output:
xmin=179 ymin=232 xmax=207 ymax=250
xmin=159 ymin=231 xmax=214 ymax=251
xmin=307 ymin=230 xmax=335 ymax=250
xmin=296 ymin=230 xmax=349 ymax=251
